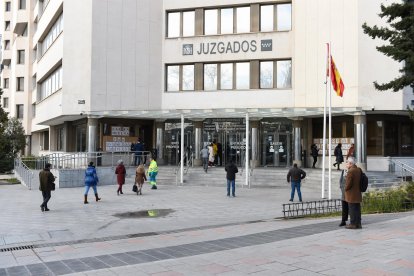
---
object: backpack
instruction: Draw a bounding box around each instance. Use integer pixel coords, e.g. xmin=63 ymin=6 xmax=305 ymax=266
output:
xmin=360 ymin=169 xmax=368 ymax=192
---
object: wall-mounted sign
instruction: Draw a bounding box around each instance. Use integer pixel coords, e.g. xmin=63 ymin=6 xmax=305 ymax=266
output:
xmin=182 ymin=39 xmax=272 ymax=56
xmin=111 ymin=126 xmax=130 ymax=136
xmin=78 ymin=100 xmax=85 ymax=104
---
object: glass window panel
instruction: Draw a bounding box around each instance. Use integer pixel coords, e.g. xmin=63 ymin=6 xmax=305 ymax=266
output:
xmin=260 ymin=5 xmax=274 ymax=32
xmin=220 ymin=8 xmax=233 ymax=34
xmin=277 ymin=60 xmax=292 ymax=88
xmin=401 ymin=123 xmax=413 ymax=156
xmin=204 ymin=9 xmax=218 ymax=35
xmin=167 ymin=65 xmax=179 ymax=91
xmin=167 ymin=12 xmax=180 ymax=37
xmin=182 ymin=65 xmax=194 ymax=91
xmin=260 ymin=61 xmax=273 ymax=88
xmin=183 ymin=11 xmax=195 ymax=37
xmin=204 ymin=64 xmax=217 ymax=91
xmin=236 ymin=62 xmax=250 ymax=89
xmin=277 ymin=4 xmax=292 ymax=31
xmin=220 ymin=63 xmax=233 ymax=90
xmin=236 ymin=7 xmax=250 ymax=33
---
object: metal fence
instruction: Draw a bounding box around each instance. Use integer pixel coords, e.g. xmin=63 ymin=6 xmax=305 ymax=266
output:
xmin=283 ymin=199 xmax=342 ymax=219
xmin=14 ymin=159 xmax=34 ymax=190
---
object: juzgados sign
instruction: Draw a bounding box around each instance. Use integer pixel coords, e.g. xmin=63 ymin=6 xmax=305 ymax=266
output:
xmin=183 ymin=39 xmax=272 ymax=55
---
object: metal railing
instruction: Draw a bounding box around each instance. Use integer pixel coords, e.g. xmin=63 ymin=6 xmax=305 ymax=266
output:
xmin=14 ymin=159 xmax=34 ymax=190
xmin=283 ymin=199 xmax=342 ymax=219
xmin=389 ymin=159 xmax=414 ymax=182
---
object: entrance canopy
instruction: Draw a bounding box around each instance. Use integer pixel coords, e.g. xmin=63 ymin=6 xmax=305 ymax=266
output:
xmin=87 ymin=107 xmax=364 ymax=120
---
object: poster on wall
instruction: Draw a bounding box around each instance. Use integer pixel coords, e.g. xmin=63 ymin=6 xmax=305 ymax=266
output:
xmin=111 ymin=126 xmax=130 ymax=136
xmin=313 ymin=138 xmax=355 ymax=155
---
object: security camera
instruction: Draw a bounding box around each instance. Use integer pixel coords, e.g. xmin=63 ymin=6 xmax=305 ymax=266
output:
xmin=371 ymin=106 xmax=375 ymax=111
xmin=80 ymin=112 xmax=84 ymax=116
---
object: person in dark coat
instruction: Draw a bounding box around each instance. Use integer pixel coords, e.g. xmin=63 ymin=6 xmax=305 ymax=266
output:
xmin=287 ymin=163 xmax=306 ymax=202
xmin=84 ymin=162 xmax=101 ymax=204
xmin=339 ymin=167 xmax=349 ymax=226
xmin=115 ymin=160 xmax=126 ymax=195
xmin=344 ymin=157 xmax=362 ymax=229
xmin=134 ymin=139 xmax=144 ymax=166
xmin=333 ymin=143 xmax=344 ymax=171
xmin=310 ymin=144 xmax=319 ymax=168
xmin=39 ymin=163 xmax=55 ymax=212
xmin=225 ymin=159 xmax=238 ymax=197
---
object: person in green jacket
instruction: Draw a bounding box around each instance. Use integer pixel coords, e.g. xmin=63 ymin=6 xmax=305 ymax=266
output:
xmin=148 ymin=156 xmax=158 ymax=189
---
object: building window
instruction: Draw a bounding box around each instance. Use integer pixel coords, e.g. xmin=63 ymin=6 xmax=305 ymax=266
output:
xmin=17 ymin=50 xmax=25 ymax=64
xmin=236 ymin=7 xmax=250 ymax=33
xmin=17 ymin=77 xmax=24 ymax=91
xmin=276 ymin=60 xmax=292 ymax=88
xmin=204 ymin=9 xmax=218 ymax=35
xmin=182 ymin=65 xmax=194 ymax=90
xmin=3 ymin=78 xmax=9 ymax=89
xmin=260 ymin=5 xmax=274 ymax=32
xmin=40 ymin=13 xmax=63 ymax=56
xmin=5 ymin=2 xmax=10 ymax=12
xmin=221 ymin=8 xmax=233 ymax=34
xmin=2 ymin=97 xmax=9 ymax=108
xmin=5 ymin=21 xmax=10 ymax=31
xmin=167 ymin=12 xmax=180 ymax=38
xmin=236 ymin=62 xmax=250 ymax=89
xmin=220 ymin=63 xmax=233 ymax=90
xmin=4 ymin=40 xmax=10 ymax=50
xmin=32 ymin=103 xmax=36 ymax=118
xmin=19 ymin=0 xmax=26 ymax=9
xmin=204 ymin=64 xmax=218 ymax=90
xmin=32 ymin=75 xmax=37 ymax=90
xmin=16 ymin=104 xmax=24 ymax=119
xmin=57 ymin=127 xmax=64 ymax=151
xmin=182 ymin=11 xmax=195 ymax=37
xmin=260 ymin=61 xmax=273 ymax=88
xmin=166 ymin=65 xmax=179 ymax=91
xmin=277 ymin=3 xmax=292 ymax=31
xmin=38 ymin=66 xmax=62 ymax=100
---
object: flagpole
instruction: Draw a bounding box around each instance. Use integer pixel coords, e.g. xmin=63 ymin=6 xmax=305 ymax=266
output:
xmin=322 ymin=43 xmax=329 ymax=199
xmin=328 ymin=43 xmax=332 ymax=200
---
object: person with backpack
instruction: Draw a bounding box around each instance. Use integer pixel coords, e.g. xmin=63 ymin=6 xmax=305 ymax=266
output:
xmin=84 ymin=162 xmax=101 ymax=204
xmin=344 ymin=157 xmax=362 ymax=229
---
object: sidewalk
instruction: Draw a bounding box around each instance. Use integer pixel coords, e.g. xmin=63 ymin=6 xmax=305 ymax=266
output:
xmin=0 ymin=183 xmax=412 ymax=275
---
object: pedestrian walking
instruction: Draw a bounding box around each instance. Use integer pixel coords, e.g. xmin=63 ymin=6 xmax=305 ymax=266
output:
xmin=344 ymin=157 xmax=362 ymax=229
xmin=287 ymin=163 xmax=306 ymax=202
xmin=134 ymin=164 xmax=147 ymax=195
xmin=310 ymin=144 xmax=319 ymax=168
xmin=200 ymin=145 xmax=209 ymax=173
xmin=346 ymin=143 xmax=355 ymax=160
xmin=84 ymin=162 xmax=101 ymax=204
xmin=148 ymin=156 xmax=158 ymax=189
xmin=333 ymin=143 xmax=344 ymax=171
xmin=39 ymin=163 xmax=55 ymax=212
xmin=339 ymin=167 xmax=349 ymax=226
xmin=115 ymin=160 xmax=126 ymax=195
xmin=208 ymin=143 xmax=214 ymax=167
xmin=225 ymin=159 xmax=238 ymax=197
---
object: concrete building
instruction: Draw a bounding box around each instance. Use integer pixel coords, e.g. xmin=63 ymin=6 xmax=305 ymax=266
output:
xmin=1 ymin=0 xmax=413 ymax=171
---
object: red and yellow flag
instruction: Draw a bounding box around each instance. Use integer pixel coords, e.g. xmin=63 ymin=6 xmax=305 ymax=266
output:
xmin=330 ymin=56 xmax=345 ymax=97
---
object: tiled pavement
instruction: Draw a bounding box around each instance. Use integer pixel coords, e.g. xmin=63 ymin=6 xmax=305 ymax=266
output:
xmin=0 ymin=179 xmax=413 ymax=275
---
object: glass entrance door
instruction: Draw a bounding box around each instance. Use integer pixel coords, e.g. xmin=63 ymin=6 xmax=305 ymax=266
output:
xmin=164 ymin=122 xmax=194 ymax=166
xmin=262 ymin=132 xmax=290 ymax=167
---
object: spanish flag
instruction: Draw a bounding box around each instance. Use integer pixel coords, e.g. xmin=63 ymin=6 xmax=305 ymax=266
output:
xmin=330 ymin=56 xmax=345 ymax=97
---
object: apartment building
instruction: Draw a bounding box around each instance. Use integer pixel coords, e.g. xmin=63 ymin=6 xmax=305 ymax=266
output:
xmin=1 ymin=0 xmax=413 ymax=171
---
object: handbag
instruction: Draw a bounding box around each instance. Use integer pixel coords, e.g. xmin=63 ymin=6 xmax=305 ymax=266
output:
xmin=132 ymin=184 xmax=138 ymax=193
xmin=50 ymin=183 xmax=56 ymax=191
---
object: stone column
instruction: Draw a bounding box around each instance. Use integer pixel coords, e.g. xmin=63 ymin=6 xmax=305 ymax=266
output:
xmin=156 ymin=121 xmax=165 ymax=165
xmin=87 ymin=117 xmax=98 ymax=153
xmin=354 ymin=113 xmax=367 ymax=171
xmin=193 ymin=120 xmax=203 ymax=166
xmin=250 ymin=120 xmax=260 ymax=168
xmin=292 ymin=119 xmax=303 ymax=167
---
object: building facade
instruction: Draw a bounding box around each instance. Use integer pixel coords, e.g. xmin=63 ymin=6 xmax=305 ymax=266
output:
xmin=1 ymin=0 xmax=413 ymax=171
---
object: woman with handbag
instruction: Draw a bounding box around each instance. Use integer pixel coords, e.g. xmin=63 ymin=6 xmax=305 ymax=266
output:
xmin=115 ymin=160 xmax=126 ymax=195
xmin=134 ymin=164 xmax=147 ymax=195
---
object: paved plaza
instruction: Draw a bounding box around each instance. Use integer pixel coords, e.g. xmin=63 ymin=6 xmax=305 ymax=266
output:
xmin=0 ymin=178 xmax=413 ymax=275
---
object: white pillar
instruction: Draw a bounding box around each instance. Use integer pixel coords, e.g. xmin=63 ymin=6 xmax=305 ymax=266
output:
xmin=180 ymin=114 xmax=184 ymax=184
xmin=354 ymin=113 xmax=367 ymax=171
xmin=245 ymin=113 xmax=249 ymax=188
xmin=156 ymin=121 xmax=165 ymax=165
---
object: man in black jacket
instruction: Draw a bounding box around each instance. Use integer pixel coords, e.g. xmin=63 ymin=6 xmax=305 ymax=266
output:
xmin=225 ymin=159 xmax=238 ymax=197
xmin=287 ymin=163 xmax=306 ymax=202
xmin=39 ymin=163 xmax=55 ymax=212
